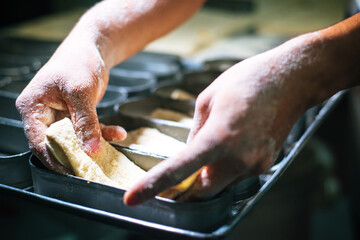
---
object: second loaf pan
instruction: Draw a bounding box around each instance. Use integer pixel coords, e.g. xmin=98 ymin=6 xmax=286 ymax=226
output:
xmin=30 ymin=151 xmax=233 ymax=232
xmin=0 ymin=117 xmax=31 ymax=188
xmin=117 ymin=96 xmax=195 ymax=128
xmin=154 ymin=70 xmax=222 ymax=103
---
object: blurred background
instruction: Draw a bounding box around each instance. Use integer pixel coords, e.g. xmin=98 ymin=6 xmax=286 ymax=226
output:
xmin=1 ymin=0 xmax=359 ymax=239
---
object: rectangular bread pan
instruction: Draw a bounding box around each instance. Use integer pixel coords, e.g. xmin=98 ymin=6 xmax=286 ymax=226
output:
xmin=0 ymin=54 xmax=42 ymax=78
xmin=154 ymin=70 xmax=222 ymax=104
xmin=101 ymin=113 xmax=260 ymax=202
xmin=202 ymin=58 xmax=243 ymax=72
xmin=0 ymin=91 xmax=22 ymax=121
xmin=0 ymin=78 xmax=127 ymax=117
xmin=108 ymin=69 xmax=156 ymax=98
xmin=0 ymin=37 xmax=59 ymax=59
xmin=96 ymin=88 xmax=127 ymax=116
xmin=113 ymin=52 xmax=182 ymax=83
xmin=117 ymin=96 xmax=195 ymax=127
xmin=0 ymin=117 xmax=32 ymax=188
xmin=29 ymin=151 xmax=233 ymax=232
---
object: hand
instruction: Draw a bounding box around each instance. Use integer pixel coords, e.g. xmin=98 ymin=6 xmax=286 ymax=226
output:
xmin=124 ymin=34 xmax=322 ymax=205
xmin=16 ymin=35 xmax=126 ymax=174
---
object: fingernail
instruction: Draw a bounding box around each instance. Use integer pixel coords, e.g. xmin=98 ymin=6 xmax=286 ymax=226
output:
xmin=124 ymin=191 xmax=141 ymax=206
xmin=83 ymin=138 xmax=102 ymax=156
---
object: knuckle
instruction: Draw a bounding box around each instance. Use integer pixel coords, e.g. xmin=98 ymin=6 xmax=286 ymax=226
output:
xmin=195 ymin=92 xmax=210 ymax=113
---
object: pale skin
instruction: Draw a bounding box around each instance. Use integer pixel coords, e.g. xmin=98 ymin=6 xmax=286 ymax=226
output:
xmin=16 ymin=0 xmax=360 ymax=205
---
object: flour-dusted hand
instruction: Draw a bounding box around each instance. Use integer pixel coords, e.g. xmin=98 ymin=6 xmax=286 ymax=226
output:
xmin=16 ymin=34 xmax=126 ymax=173
xmin=15 ymin=0 xmax=206 ymax=173
xmin=125 ymin=12 xmax=360 ymax=205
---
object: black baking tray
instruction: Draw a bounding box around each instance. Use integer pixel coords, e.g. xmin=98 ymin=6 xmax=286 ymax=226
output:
xmin=154 ymin=70 xmax=222 ymax=104
xmin=202 ymin=58 xmax=243 ymax=72
xmin=0 ymin=90 xmax=21 ymax=121
xmin=0 ymin=77 xmax=127 ymax=117
xmin=30 ymin=153 xmax=233 ymax=232
xmin=113 ymin=51 xmax=182 ymax=83
xmin=0 ymin=90 xmax=344 ymax=239
xmin=29 ymin=113 xmax=261 ymax=233
xmin=108 ymin=69 xmax=156 ymax=98
xmin=0 ymin=54 xmax=42 ymax=78
xmin=118 ymin=96 xmax=195 ymax=125
xmin=0 ymin=117 xmax=32 ymax=188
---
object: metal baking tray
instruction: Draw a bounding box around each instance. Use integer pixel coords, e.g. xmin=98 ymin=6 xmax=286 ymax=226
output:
xmin=0 ymin=117 xmax=31 ymax=188
xmin=29 ymin=114 xmax=261 ymax=231
xmin=108 ymin=69 xmax=156 ymax=98
xmin=154 ymin=70 xmax=222 ymax=104
xmin=29 ymin=112 xmax=233 ymax=232
xmin=0 ymin=54 xmax=42 ymax=78
xmin=0 ymin=90 xmax=22 ymax=121
xmin=0 ymin=37 xmax=59 ymax=59
xmin=102 ymin=114 xmax=260 ymax=201
xmin=100 ymin=113 xmax=190 ymax=143
xmin=113 ymin=51 xmax=182 ymax=83
xmin=96 ymin=89 xmax=128 ymax=116
xmin=202 ymin=58 xmax=242 ymax=72
xmin=30 ymin=151 xmax=233 ymax=232
xmin=0 ymin=90 xmax=344 ymax=239
xmin=117 ymin=96 xmax=195 ymax=127
xmin=0 ymin=78 xmax=127 ymax=117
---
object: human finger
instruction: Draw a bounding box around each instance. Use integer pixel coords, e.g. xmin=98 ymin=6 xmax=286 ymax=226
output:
xmin=16 ymin=100 xmax=72 ymax=174
xmin=100 ymin=123 xmax=127 ymax=142
xmin=124 ymin=121 xmax=222 ymax=206
xmin=66 ymin=91 xmax=102 ymax=156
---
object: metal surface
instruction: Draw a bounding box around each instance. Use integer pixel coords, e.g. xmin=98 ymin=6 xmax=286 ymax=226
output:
xmin=0 ymin=91 xmax=22 ymax=121
xmin=203 ymin=58 xmax=243 ymax=72
xmin=100 ymin=113 xmax=190 ymax=143
xmin=97 ymin=88 xmax=128 ymax=116
xmin=0 ymin=117 xmax=32 ymax=188
xmin=0 ymin=37 xmax=59 ymax=58
xmin=0 ymin=78 xmax=127 ymax=117
xmin=117 ymin=96 xmax=195 ymax=125
xmin=154 ymin=70 xmax=222 ymax=103
xmin=30 ymin=154 xmax=233 ymax=232
xmin=113 ymin=51 xmax=182 ymax=83
xmin=0 ymin=54 xmax=42 ymax=78
xmin=108 ymin=69 xmax=156 ymax=98
xmin=0 ymin=91 xmax=344 ymax=240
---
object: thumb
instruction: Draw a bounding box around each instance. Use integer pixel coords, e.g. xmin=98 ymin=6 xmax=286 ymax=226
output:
xmin=68 ymin=99 xmax=102 ymax=156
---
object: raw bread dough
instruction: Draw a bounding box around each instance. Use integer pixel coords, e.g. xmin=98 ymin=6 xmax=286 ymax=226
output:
xmin=170 ymin=89 xmax=196 ymax=101
xmin=149 ymin=108 xmax=193 ymax=127
xmin=45 ymin=118 xmax=146 ymax=190
xmin=113 ymin=127 xmax=186 ymax=157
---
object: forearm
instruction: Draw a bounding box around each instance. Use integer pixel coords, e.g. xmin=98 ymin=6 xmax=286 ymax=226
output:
xmin=65 ymin=0 xmax=205 ymax=69
xmin=264 ymin=13 xmax=360 ymax=112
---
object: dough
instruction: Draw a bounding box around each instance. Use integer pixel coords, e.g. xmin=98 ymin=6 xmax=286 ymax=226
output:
xmin=170 ymin=89 xmax=196 ymax=101
xmin=113 ymin=127 xmax=186 ymax=157
xmin=149 ymin=108 xmax=193 ymax=127
xmin=45 ymin=118 xmax=146 ymax=190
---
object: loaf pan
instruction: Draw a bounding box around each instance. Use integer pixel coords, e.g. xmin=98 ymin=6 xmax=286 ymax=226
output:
xmin=0 ymin=54 xmax=41 ymax=78
xmin=117 ymin=96 xmax=194 ymax=127
xmin=0 ymin=117 xmax=31 ymax=188
xmin=154 ymin=70 xmax=222 ymax=103
xmin=97 ymin=89 xmax=127 ymax=116
xmin=0 ymin=91 xmax=22 ymax=121
xmin=0 ymin=78 xmax=127 ymax=117
xmin=203 ymin=58 xmax=242 ymax=72
xmin=100 ymin=113 xmax=190 ymax=143
xmin=113 ymin=51 xmax=182 ymax=83
xmin=30 ymin=152 xmax=233 ymax=232
xmin=108 ymin=69 xmax=156 ymax=98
